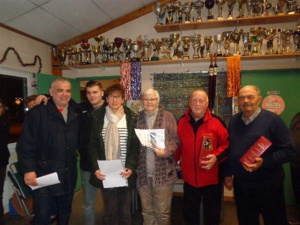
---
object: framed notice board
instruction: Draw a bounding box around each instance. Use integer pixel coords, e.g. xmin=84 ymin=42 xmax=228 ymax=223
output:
xmin=152 ymin=71 xmax=232 ymax=127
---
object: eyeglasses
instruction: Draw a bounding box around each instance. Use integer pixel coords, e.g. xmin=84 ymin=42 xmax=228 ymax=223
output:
xmin=108 ymin=95 xmax=122 ymax=100
xmin=142 ymin=98 xmax=158 ymax=102
xmin=238 ymin=95 xmax=256 ymax=101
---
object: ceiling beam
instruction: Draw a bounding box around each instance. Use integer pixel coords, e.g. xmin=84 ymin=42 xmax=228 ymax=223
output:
xmin=57 ymin=0 xmax=174 ymax=49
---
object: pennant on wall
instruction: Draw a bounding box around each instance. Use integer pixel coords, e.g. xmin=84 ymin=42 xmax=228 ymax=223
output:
xmin=130 ymin=62 xmax=141 ymax=100
xmin=120 ymin=62 xmax=131 ymax=100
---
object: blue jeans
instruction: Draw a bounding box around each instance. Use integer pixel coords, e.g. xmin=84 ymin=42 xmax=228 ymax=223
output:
xmin=81 ymin=170 xmax=98 ymax=225
xmin=32 ymin=192 xmax=74 ymax=225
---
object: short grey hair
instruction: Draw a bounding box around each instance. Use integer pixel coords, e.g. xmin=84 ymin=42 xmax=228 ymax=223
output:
xmin=141 ymin=89 xmax=160 ymax=101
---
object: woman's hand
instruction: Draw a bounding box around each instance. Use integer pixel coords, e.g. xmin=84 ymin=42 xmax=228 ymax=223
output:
xmin=95 ymin=170 xmax=106 ymax=180
xmin=120 ymin=168 xmax=132 ymax=178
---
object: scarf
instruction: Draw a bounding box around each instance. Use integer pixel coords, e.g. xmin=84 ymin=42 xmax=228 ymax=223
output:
xmin=105 ymin=105 xmax=125 ymax=160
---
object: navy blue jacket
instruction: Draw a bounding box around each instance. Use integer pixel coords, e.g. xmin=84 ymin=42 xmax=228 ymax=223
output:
xmin=17 ymin=98 xmax=79 ymax=195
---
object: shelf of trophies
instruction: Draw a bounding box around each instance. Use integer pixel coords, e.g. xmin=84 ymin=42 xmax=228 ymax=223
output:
xmin=154 ymin=14 xmax=300 ymax=32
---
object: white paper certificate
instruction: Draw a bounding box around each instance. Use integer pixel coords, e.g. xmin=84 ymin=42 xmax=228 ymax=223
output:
xmin=97 ymin=159 xmax=128 ymax=188
xmin=134 ymin=129 xmax=165 ymax=149
xmin=29 ymin=172 xmax=60 ymax=190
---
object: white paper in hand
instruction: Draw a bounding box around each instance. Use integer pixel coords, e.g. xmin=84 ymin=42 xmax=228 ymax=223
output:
xmin=29 ymin=172 xmax=60 ymax=190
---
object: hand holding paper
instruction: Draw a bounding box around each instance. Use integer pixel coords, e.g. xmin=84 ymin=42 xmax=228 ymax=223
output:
xmin=29 ymin=172 xmax=60 ymax=190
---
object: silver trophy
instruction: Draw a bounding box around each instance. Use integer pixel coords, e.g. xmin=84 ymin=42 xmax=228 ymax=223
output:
xmin=204 ymin=36 xmax=213 ymax=58
xmin=222 ymin=31 xmax=233 ymax=56
xmin=142 ymin=38 xmax=151 ymax=61
xmin=122 ymin=38 xmax=132 ymax=61
xmin=191 ymin=34 xmax=202 ymax=58
xmin=216 ymin=0 xmax=226 ymax=20
xmin=213 ymin=34 xmax=224 ymax=56
xmin=284 ymin=29 xmax=294 ymax=54
xmin=153 ymin=2 xmax=166 ymax=25
xmin=194 ymin=0 xmax=205 ymax=22
xmin=242 ymin=32 xmax=250 ymax=56
xmin=183 ymin=2 xmax=194 ymax=23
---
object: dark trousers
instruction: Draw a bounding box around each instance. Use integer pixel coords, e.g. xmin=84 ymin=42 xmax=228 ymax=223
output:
xmin=32 ymin=192 xmax=74 ymax=225
xmin=102 ymin=187 xmax=131 ymax=225
xmin=0 ymin=166 xmax=6 ymax=219
xmin=183 ymin=182 xmax=223 ymax=225
xmin=290 ymin=165 xmax=300 ymax=204
xmin=234 ymin=182 xmax=289 ymax=225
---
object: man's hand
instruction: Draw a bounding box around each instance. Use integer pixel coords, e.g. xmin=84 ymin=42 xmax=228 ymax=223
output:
xmin=35 ymin=95 xmax=48 ymax=105
xmin=24 ymin=171 xmax=38 ymax=186
xmin=224 ymin=176 xmax=234 ymax=190
xmin=199 ymin=154 xmax=217 ymax=170
xmin=242 ymin=157 xmax=263 ymax=172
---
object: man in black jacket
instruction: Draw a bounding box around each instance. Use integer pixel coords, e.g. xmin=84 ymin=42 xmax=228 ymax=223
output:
xmin=78 ymin=80 xmax=104 ymax=225
xmin=17 ymin=78 xmax=79 ymax=225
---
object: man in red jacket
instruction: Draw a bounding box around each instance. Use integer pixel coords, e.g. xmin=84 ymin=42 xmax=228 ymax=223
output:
xmin=175 ymin=89 xmax=229 ymax=225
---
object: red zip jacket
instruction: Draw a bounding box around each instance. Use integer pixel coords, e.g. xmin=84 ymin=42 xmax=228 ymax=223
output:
xmin=175 ymin=108 xmax=229 ymax=188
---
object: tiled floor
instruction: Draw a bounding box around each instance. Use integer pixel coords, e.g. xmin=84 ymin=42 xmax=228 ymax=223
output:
xmin=3 ymin=189 xmax=300 ymax=225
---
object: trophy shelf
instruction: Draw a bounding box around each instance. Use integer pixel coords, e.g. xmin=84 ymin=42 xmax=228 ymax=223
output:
xmin=53 ymin=53 xmax=300 ymax=70
xmin=154 ymin=14 xmax=300 ymax=32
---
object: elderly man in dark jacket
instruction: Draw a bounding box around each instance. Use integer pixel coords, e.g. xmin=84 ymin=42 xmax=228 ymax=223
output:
xmin=17 ymin=78 xmax=79 ymax=225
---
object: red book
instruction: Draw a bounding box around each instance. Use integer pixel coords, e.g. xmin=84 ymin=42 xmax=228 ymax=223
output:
xmin=240 ymin=136 xmax=272 ymax=164
xmin=199 ymin=134 xmax=214 ymax=165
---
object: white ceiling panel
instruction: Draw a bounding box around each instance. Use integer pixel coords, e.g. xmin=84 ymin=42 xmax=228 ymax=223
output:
xmin=41 ymin=0 xmax=111 ymax=33
xmin=0 ymin=0 xmax=36 ymax=23
xmin=7 ymin=7 xmax=81 ymax=44
xmin=92 ymin=0 xmax=148 ymax=19
xmin=1 ymin=0 xmax=159 ymax=45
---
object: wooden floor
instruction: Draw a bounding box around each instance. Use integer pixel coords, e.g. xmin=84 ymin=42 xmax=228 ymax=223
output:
xmin=3 ymin=189 xmax=300 ymax=225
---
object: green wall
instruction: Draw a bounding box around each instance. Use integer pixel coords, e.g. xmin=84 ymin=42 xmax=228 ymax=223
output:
xmin=242 ymin=68 xmax=300 ymax=205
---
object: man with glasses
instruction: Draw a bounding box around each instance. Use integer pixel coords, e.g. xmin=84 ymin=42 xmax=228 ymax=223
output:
xmin=175 ymin=89 xmax=229 ymax=225
xmin=224 ymin=85 xmax=295 ymax=225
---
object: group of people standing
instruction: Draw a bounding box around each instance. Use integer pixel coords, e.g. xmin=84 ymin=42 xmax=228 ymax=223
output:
xmin=1 ymin=77 xmax=297 ymax=225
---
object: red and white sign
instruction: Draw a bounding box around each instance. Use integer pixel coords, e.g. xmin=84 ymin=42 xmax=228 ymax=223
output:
xmin=262 ymin=95 xmax=285 ymax=115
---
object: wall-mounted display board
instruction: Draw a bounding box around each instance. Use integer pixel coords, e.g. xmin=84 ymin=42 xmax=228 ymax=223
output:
xmin=153 ymin=72 xmax=232 ymax=127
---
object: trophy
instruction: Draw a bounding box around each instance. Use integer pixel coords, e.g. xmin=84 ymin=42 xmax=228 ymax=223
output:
xmin=261 ymin=0 xmax=272 ymax=16
xmin=204 ymin=36 xmax=213 ymax=58
xmin=122 ymin=38 xmax=132 ymax=61
xmin=242 ymin=32 xmax=250 ymax=55
xmin=250 ymin=26 xmax=265 ymax=55
xmin=114 ymin=37 xmax=123 ymax=62
xmin=80 ymin=39 xmax=91 ymax=64
xmin=165 ymin=3 xmax=175 ymax=24
xmin=131 ymin=42 xmax=141 ymax=62
xmin=170 ymin=33 xmax=182 ymax=59
xmin=283 ymin=29 xmax=294 ymax=54
xmin=194 ymin=0 xmax=205 ymax=22
xmin=107 ymin=41 xmax=115 ymax=62
xmin=66 ymin=46 xmax=75 ymax=66
xmin=272 ymin=0 xmax=285 ymax=15
xmin=286 ymin=0 xmax=296 ymax=14
xmin=153 ymin=2 xmax=166 ymax=25
xmin=275 ymin=28 xmax=284 ymax=54
xmin=142 ymin=38 xmax=151 ymax=61
xmin=213 ymin=34 xmax=224 ymax=56
xmin=93 ymin=35 xmax=104 ymax=64
xmin=160 ymin=37 xmax=172 ymax=59
xmin=222 ymin=31 xmax=233 ymax=56
xmin=183 ymin=2 xmax=194 ymax=23
xmin=191 ymin=34 xmax=202 ymax=58
xmin=231 ymin=29 xmax=243 ymax=56
xmin=205 ymin=0 xmax=215 ymax=20
xmin=173 ymin=1 xmax=182 ymax=23
xmin=58 ymin=48 xmax=67 ymax=66
xmin=294 ymin=29 xmax=300 ymax=53
xmin=246 ymin=0 xmax=254 ymax=17
xmin=227 ymin=0 xmax=236 ymax=19
xmin=252 ymin=0 xmax=261 ymax=17
xmin=74 ymin=47 xmax=82 ymax=65
xmin=264 ymin=29 xmax=276 ymax=55
xmin=216 ymin=0 xmax=226 ymax=20
xmin=181 ymin=36 xmax=191 ymax=59
xmin=151 ymin=38 xmax=163 ymax=61
xmin=237 ymin=0 xmax=247 ymax=18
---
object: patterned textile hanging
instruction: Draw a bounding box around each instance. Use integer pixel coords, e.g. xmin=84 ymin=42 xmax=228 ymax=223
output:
xmin=120 ymin=62 xmax=131 ymax=100
xmin=130 ymin=61 xmax=141 ymax=100
xmin=226 ymin=56 xmax=241 ymax=97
